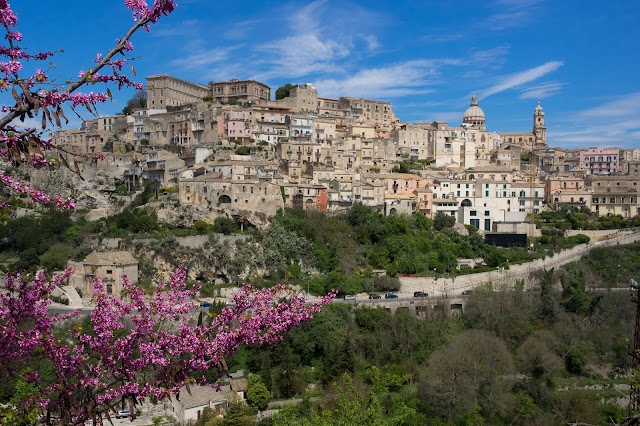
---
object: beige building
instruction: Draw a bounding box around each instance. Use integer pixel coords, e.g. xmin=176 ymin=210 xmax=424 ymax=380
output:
xmin=146 ymin=74 xmax=209 ymax=108
xmin=210 ymin=79 xmax=271 ymax=105
xmin=391 ymin=123 xmax=433 ymax=160
xmin=179 ymin=175 xmax=284 ymax=218
xmin=586 ymin=175 xmax=640 ymax=217
xmin=498 ymin=102 xmax=547 ymax=148
xmin=277 ymin=83 xmax=318 ymax=113
xmin=339 ymin=97 xmax=395 ymax=126
xmin=67 ymin=251 xmax=138 ymax=298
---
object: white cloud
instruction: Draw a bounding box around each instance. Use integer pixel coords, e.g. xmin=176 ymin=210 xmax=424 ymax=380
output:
xmin=421 ymin=33 xmax=464 ymax=43
xmin=578 ymin=92 xmax=640 ymax=118
xmin=481 ymin=61 xmax=563 ymax=98
xmin=487 ymin=0 xmax=543 ymax=30
xmin=362 ymin=34 xmax=380 ymax=51
xmin=519 ymin=81 xmax=565 ymax=99
xmin=224 ymin=20 xmax=261 ymax=40
xmin=170 ymin=46 xmax=242 ymax=71
xmin=315 ymin=60 xmax=447 ymax=99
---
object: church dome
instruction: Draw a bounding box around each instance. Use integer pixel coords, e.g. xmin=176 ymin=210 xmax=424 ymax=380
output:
xmin=462 ymin=94 xmax=486 ymax=129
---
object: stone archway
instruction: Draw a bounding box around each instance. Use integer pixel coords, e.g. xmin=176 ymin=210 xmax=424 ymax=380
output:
xmin=218 ymin=195 xmax=231 ymax=204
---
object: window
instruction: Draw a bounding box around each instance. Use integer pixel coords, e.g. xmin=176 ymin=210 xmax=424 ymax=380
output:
xmin=470 ymin=210 xmax=477 ymax=216
xmin=485 ymin=211 xmax=490 ymax=216
xmin=470 ymin=219 xmax=480 ymax=228
xmin=485 ymin=191 xmax=489 ymax=196
xmin=106 ymin=270 xmax=112 ymax=275
xmin=484 ymin=219 xmax=491 ymax=231
xmin=593 ymin=197 xmax=599 ymax=203
xmin=610 ymin=197 xmax=616 ymax=203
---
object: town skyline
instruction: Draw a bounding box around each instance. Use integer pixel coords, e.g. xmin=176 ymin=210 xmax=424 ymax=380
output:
xmin=6 ymin=0 xmax=640 ymax=148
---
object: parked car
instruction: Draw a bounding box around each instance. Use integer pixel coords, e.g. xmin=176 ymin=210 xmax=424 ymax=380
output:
xmin=344 ymin=295 xmax=356 ymax=300
xmin=200 ymin=301 xmax=211 ymax=307
xmin=368 ymin=294 xmax=381 ymax=299
xmin=413 ymin=291 xmax=428 ymax=297
xmin=115 ymin=410 xmax=130 ymax=419
xmin=461 ymin=290 xmax=474 ymax=296
xmin=384 ymin=293 xmax=398 ymax=299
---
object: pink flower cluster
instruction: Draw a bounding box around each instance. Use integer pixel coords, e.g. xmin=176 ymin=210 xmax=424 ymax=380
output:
xmin=0 ymin=173 xmax=75 ymax=209
xmin=0 ymin=0 xmax=177 ymax=210
xmin=0 ymin=268 xmax=335 ymax=424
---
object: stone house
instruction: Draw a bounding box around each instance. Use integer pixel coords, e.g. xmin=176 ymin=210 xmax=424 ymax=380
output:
xmin=67 ymin=251 xmax=138 ymax=298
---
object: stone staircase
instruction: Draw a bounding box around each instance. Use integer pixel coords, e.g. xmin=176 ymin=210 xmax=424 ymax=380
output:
xmin=61 ymin=286 xmax=83 ymax=307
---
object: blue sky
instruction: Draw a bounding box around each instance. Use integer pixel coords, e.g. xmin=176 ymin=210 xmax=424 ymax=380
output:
xmin=8 ymin=0 xmax=640 ymax=148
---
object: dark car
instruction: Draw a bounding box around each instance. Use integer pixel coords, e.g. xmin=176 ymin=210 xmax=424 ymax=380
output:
xmin=384 ymin=293 xmax=398 ymax=299
xmin=368 ymin=294 xmax=381 ymax=299
xmin=461 ymin=290 xmax=474 ymax=296
xmin=200 ymin=301 xmax=212 ymax=307
xmin=413 ymin=291 xmax=428 ymax=297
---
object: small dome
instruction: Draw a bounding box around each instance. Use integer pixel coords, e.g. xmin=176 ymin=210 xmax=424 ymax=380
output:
xmin=535 ymin=101 xmax=543 ymax=112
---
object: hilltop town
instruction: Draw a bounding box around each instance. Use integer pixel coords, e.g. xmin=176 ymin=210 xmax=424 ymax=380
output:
xmin=47 ymin=74 xmax=637 ymax=233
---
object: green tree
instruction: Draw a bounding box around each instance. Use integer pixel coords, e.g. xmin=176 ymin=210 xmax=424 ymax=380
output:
xmin=121 ymin=90 xmax=147 ymax=115
xmin=433 ymin=211 xmax=455 ymax=231
xmin=39 ymin=242 xmax=73 ymax=271
xmin=246 ymin=376 xmax=270 ymax=411
xmin=275 ymin=83 xmax=293 ymax=100
xmin=222 ymin=402 xmax=254 ymax=426
xmin=418 ymin=330 xmax=514 ymax=423
xmin=213 ymin=217 xmax=236 ymax=235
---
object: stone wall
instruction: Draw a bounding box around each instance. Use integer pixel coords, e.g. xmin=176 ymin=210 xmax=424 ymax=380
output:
xmin=400 ymin=229 xmax=640 ymax=296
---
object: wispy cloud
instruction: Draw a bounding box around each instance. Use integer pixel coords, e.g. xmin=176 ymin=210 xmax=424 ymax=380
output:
xmin=550 ymin=92 xmax=640 ymax=148
xmin=481 ymin=61 xmax=563 ymax=98
xmin=421 ymin=33 xmax=464 ymax=43
xmin=579 ymin=91 xmax=640 ymax=118
xmin=315 ymin=60 xmax=443 ymax=99
xmin=170 ymin=46 xmax=242 ymax=71
xmin=486 ymin=0 xmax=543 ymax=30
xmin=362 ymin=34 xmax=380 ymax=52
xmin=519 ymin=81 xmax=565 ymax=99
xmin=224 ymin=20 xmax=261 ymax=40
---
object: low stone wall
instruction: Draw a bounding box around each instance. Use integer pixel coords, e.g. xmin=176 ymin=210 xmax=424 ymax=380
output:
xmin=400 ymin=229 xmax=640 ymax=296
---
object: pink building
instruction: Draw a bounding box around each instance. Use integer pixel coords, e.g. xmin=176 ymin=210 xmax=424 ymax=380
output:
xmin=579 ymin=147 xmax=620 ymax=175
xmin=217 ymin=108 xmax=252 ymax=144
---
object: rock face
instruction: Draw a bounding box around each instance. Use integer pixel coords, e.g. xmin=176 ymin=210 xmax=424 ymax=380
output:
xmin=453 ymin=222 xmax=469 ymax=236
xmin=153 ymin=199 xmax=270 ymax=230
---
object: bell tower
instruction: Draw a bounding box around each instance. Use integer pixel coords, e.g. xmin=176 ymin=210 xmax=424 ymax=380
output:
xmin=533 ymin=101 xmax=546 ymax=146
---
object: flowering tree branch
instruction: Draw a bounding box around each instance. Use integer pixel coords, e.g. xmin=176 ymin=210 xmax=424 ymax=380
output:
xmin=0 ymin=0 xmax=176 ymax=210
xmin=0 ymin=268 xmax=336 ymax=424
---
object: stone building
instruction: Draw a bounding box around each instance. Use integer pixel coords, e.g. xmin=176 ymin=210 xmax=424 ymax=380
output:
xmin=210 ymin=79 xmax=270 ymax=105
xmin=146 ymin=74 xmax=209 ymax=108
xmin=338 ymin=97 xmax=395 ymax=126
xmin=178 ymin=175 xmax=284 ymax=218
xmin=586 ymin=175 xmax=639 ymax=217
xmin=67 ymin=251 xmax=138 ymax=298
xmin=499 ymin=102 xmax=547 ymax=148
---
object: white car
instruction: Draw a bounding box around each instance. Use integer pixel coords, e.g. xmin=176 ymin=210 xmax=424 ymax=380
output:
xmin=344 ymin=295 xmax=356 ymax=300
xmin=115 ymin=410 xmax=130 ymax=419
